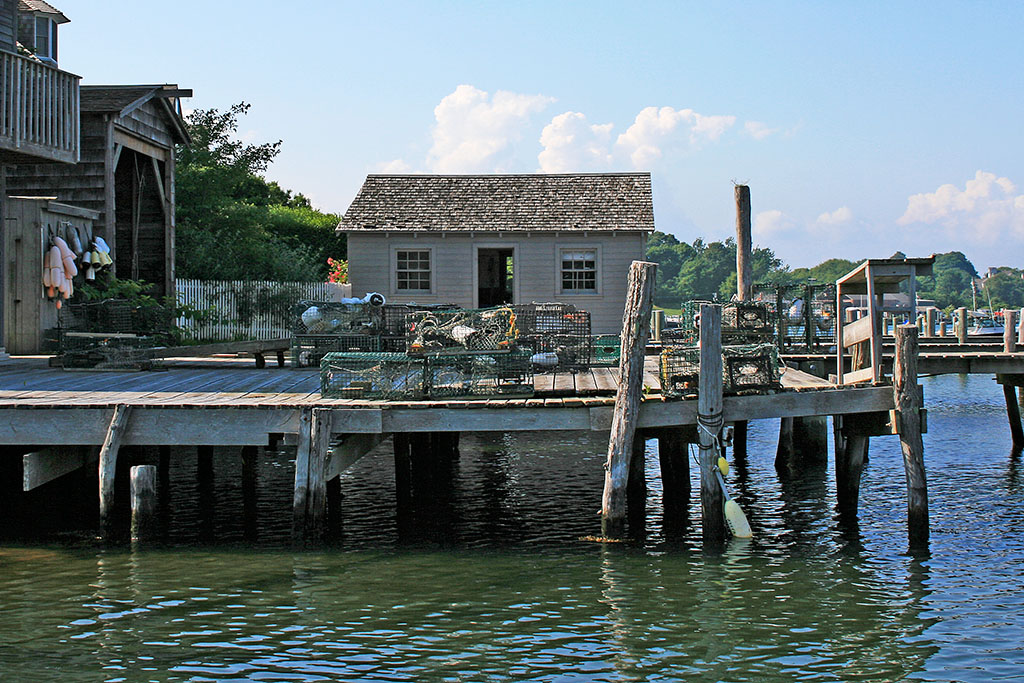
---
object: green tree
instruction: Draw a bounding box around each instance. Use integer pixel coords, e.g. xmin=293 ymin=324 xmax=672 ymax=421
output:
xmin=175 ymin=103 xmax=343 ymax=281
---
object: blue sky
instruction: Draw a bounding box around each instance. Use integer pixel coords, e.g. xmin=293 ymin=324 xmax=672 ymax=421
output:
xmin=58 ymin=0 xmax=1024 ymax=269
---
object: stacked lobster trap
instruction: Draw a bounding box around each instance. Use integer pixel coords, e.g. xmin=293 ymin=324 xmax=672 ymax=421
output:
xmin=290 ymin=300 xmax=384 ymax=367
xmin=753 ymin=282 xmax=837 ymax=353
xmin=511 ymin=302 xmax=592 ymax=371
xmin=53 ymin=299 xmax=176 ymax=370
xmin=659 ymin=300 xmax=782 ymax=399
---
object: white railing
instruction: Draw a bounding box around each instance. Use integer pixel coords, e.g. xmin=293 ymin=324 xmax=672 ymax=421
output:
xmin=0 ymin=51 xmax=79 ymax=163
xmin=175 ymin=279 xmax=352 ymax=342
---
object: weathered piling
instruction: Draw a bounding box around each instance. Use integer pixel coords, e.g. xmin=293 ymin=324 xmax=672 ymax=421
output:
xmin=1019 ymin=308 xmax=1024 ymax=348
xmin=98 ymin=404 xmax=130 ymax=536
xmin=698 ymin=303 xmax=727 ymax=545
xmin=925 ymin=309 xmax=935 ymax=338
xmin=834 ymin=416 xmax=868 ymax=513
xmin=999 ymin=375 xmax=1024 ymax=450
xmin=735 ymin=184 xmax=752 ymax=300
xmin=1005 ymin=309 xmax=1017 ymax=353
xmin=657 ymin=428 xmax=692 ymax=513
xmin=777 ymin=415 xmax=828 ymax=471
xmin=130 ymin=465 xmax=157 ymax=542
xmin=601 ymin=260 xmax=657 ymax=539
xmin=292 ymin=407 xmax=330 ymax=543
xmin=956 ymin=307 xmax=968 ymax=344
xmin=895 ymin=324 xmax=928 ymax=546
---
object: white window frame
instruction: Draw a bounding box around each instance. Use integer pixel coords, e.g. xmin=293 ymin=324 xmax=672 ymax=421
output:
xmin=557 ymin=244 xmax=602 ymax=296
xmin=391 ymin=246 xmax=434 ymax=295
xmin=34 ymin=16 xmax=56 ymax=61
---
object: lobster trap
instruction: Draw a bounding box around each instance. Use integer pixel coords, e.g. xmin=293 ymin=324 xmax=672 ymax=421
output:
xmin=320 ymin=352 xmax=426 ymax=400
xmin=513 ymin=303 xmax=592 ymax=371
xmin=55 ymin=300 xmax=174 ymax=369
xmin=590 ymin=334 xmax=621 ymax=367
xmin=291 ymin=334 xmax=381 ymax=368
xmin=406 ymin=306 xmax=517 ymax=355
xmin=659 ymin=343 xmax=783 ymax=399
xmin=753 ymin=283 xmax=837 ymax=352
xmin=675 ymin=300 xmax=776 ymax=346
xmin=293 ymin=301 xmax=383 ymax=336
xmin=424 ymin=351 xmax=534 ymax=398
xmin=381 ymin=303 xmax=458 ymax=336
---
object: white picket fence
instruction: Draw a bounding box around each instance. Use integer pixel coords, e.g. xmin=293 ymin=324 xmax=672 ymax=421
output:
xmin=175 ymin=279 xmax=352 ymax=341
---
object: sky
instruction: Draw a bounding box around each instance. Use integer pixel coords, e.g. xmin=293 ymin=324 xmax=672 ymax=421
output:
xmin=56 ymin=0 xmax=1024 ymax=270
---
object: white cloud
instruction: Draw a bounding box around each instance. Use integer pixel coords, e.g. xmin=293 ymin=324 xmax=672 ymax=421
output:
xmin=537 ymin=111 xmax=614 ymax=172
xmin=753 ymin=209 xmax=797 ymax=237
xmin=897 ymin=170 xmax=1024 ymax=243
xmin=816 ymin=206 xmax=853 ymax=225
xmin=426 ymin=84 xmax=555 ymax=173
xmin=615 ymin=106 xmax=737 ymax=168
xmin=376 ymin=158 xmax=412 ymax=173
xmin=744 ymin=121 xmax=779 ymax=140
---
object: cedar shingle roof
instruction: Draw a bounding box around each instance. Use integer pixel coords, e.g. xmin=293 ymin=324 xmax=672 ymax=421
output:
xmin=19 ymin=0 xmax=69 ymax=22
xmin=80 ymin=86 xmax=161 ymax=113
xmin=339 ymin=173 xmax=654 ymax=232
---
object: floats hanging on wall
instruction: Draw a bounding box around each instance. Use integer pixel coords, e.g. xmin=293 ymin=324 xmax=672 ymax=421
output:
xmin=41 ymin=223 xmax=114 ymax=309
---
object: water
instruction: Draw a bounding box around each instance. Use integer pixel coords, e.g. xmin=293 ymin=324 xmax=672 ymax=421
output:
xmin=1 ymin=374 xmax=1022 ymax=681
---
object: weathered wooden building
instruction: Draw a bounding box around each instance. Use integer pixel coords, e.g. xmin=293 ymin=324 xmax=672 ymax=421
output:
xmin=339 ymin=173 xmax=655 ymax=334
xmin=6 ymin=83 xmax=191 ymax=297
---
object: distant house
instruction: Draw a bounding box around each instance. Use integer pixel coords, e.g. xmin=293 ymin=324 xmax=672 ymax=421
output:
xmin=339 ymin=173 xmax=655 ymax=334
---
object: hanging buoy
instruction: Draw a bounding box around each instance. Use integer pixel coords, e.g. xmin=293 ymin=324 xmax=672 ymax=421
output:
xmin=63 ymin=254 xmax=78 ymax=278
xmin=43 ymin=266 xmax=52 ymax=288
xmin=53 ymin=236 xmax=74 ymax=261
xmin=55 ymin=299 xmax=62 ymax=310
xmin=717 ymin=456 xmax=729 ymax=476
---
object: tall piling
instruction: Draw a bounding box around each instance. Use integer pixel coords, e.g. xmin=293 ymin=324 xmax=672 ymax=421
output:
xmin=601 ymin=260 xmax=657 ymax=539
xmin=1005 ymin=309 xmax=1018 ymax=353
xmin=698 ymin=303 xmax=726 ymax=545
xmin=956 ymin=307 xmax=968 ymax=344
xmin=98 ymin=404 xmax=130 ymax=538
xmin=130 ymin=465 xmax=157 ymax=542
xmin=894 ymin=324 xmax=928 ymax=546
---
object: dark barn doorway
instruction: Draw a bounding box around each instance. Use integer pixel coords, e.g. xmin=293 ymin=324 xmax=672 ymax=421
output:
xmin=477 ymin=248 xmax=514 ymax=307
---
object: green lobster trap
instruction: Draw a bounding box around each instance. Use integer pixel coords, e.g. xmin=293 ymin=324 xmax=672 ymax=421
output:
xmin=292 ymin=334 xmax=381 ymax=368
xmin=659 ymin=345 xmax=701 ymax=398
xmin=513 ymin=303 xmax=592 ymax=371
xmin=382 ymin=303 xmax=458 ymax=336
xmin=406 ymin=306 xmax=517 ymax=355
xmin=424 ymin=351 xmax=534 ymax=398
xmin=591 ymin=334 xmax=621 ymax=367
xmin=675 ymin=300 xmax=776 ymax=346
xmin=320 ymin=352 xmax=426 ymax=400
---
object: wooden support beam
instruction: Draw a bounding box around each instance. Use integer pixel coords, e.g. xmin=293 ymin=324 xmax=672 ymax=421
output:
xmin=732 ymin=420 xmax=748 ymax=462
xmin=658 ymin=428 xmax=691 ymax=513
xmin=628 ymin=434 xmax=647 ymax=508
xmin=698 ymin=303 xmax=727 ymax=546
xmin=22 ymin=446 xmax=95 ymax=491
xmin=241 ymin=445 xmax=258 ymax=541
xmin=601 ymin=261 xmax=657 ymax=539
xmin=393 ymin=433 xmax=412 ymax=507
xmin=894 ymin=324 xmax=929 ymax=547
xmin=98 ymin=404 xmax=130 ymax=535
xmin=130 ymin=465 xmax=157 ymax=542
xmin=1004 ymin=384 xmax=1024 ymax=450
xmin=842 ymin=313 xmax=875 ymax=348
xmin=326 ymin=433 xmax=386 ymax=479
xmin=956 ymin=307 xmax=968 ymax=344
xmin=835 ymin=424 xmax=868 ymax=514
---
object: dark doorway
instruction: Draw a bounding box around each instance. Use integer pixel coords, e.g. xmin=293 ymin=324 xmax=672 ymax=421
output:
xmin=477 ymin=248 xmax=514 ymax=307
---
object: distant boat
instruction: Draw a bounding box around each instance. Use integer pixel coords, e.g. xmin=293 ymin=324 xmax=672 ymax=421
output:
xmin=968 ymin=314 xmax=1004 ymax=336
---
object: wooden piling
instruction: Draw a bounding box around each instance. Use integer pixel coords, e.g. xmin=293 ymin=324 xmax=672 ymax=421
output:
xmin=834 ymin=417 xmax=867 ymax=513
xmin=735 ymin=184 xmax=752 ymax=300
xmin=657 ymin=428 xmax=691 ymax=512
xmin=698 ymin=303 xmax=727 ymax=544
xmin=393 ymin=433 xmax=412 ymax=506
xmin=894 ymin=324 xmax=928 ymax=546
xmin=98 ymin=404 xmax=130 ymax=536
xmin=628 ymin=434 xmax=647 ymax=508
xmin=292 ymin=407 xmax=331 ymax=543
xmin=601 ymin=260 xmax=657 ymax=539
xmin=129 ymin=465 xmax=157 ymax=542
xmin=925 ymin=309 xmax=935 ymax=338
xmin=956 ymin=307 xmax=968 ymax=344
xmin=1004 ymin=309 xmax=1017 ymax=353
xmin=241 ymin=445 xmax=258 ymax=539
xmin=1003 ymin=383 xmax=1024 ymax=450
xmin=938 ymin=321 xmax=947 ymax=337
xmin=1018 ymin=308 xmax=1024 ymax=348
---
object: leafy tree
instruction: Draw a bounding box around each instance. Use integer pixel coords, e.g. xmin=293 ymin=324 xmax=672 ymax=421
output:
xmin=175 ymin=103 xmax=343 ymax=281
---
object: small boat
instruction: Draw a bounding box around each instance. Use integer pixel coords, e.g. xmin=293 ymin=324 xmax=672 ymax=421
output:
xmin=968 ymin=314 xmax=1005 ymax=336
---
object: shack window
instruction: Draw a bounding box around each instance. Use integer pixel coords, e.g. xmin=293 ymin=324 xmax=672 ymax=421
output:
xmin=396 ymin=249 xmax=431 ymax=291
xmin=34 ymin=16 xmax=56 ymax=61
xmin=561 ymin=249 xmax=597 ymax=291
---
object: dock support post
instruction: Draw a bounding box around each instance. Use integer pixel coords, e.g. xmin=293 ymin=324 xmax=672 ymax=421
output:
xmin=1018 ymin=308 xmax=1024 ymax=349
xmin=1003 ymin=385 xmax=1024 ymax=449
xmin=735 ymin=184 xmax=752 ymax=300
xmin=601 ymin=261 xmax=657 ymax=539
xmin=292 ymin=408 xmax=331 ymax=544
xmin=895 ymin=324 xmax=928 ymax=546
xmin=776 ymin=416 xmax=828 ymax=471
xmin=658 ymin=428 xmax=691 ymax=513
xmin=130 ymin=465 xmax=157 ymax=542
xmin=393 ymin=433 xmax=412 ymax=506
xmin=1004 ymin=309 xmax=1017 ymax=353
xmin=698 ymin=303 xmax=727 ymax=545
xmin=732 ymin=420 xmax=748 ymax=462
xmin=924 ymin=309 xmax=935 ymax=338
xmin=956 ymin=307 xmax=968 ymax=344
xmin=834 ymin=416 xmax=868 ymax=514
xmin=98 ymin=404 xmax=130 ymax=537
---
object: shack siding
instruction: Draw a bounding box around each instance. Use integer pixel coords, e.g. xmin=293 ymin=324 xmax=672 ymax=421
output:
xmin=348 ymin=232 xmax=646 ymax=334
xmin=0 ymin=0 xmax=15 ymax=52
xmin=119 ymin=100 xmax=173 ymax=149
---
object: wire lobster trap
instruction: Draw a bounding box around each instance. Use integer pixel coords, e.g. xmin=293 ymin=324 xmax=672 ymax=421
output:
xmin=513 ymin=303 xmax=592 ymax=371
xmin=424 ymin=351 xmax=534 ymax=398
xmin=291 ymin=334 xmax=381 ymax=368
xmin=58 ymin=334 xmax=161 ymax=370
xmin=381 ymin=303 xmax=459 ymax=336
xmin=320 ymin=352 xmax=426 ymax=400
xmin=753 ymin=283 xmax=837 ymax=352
xmin=406 ymin=306 xmax=517 ymax=355
xmin=293 ymin=301 xmax=383 ymax=336
xmin=659 ymin=343 xmax=783 ymax=399
xmin=55 ymin=300 xmax=174 ymax=369
xmin=590 ymin=334 xmax=621 ymax=367
xmin=675 ymin=300 xmax=775 ymax=346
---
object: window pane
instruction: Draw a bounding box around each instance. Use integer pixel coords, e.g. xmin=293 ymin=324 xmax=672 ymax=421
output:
xmin=561 ymin=249 xmax=596 ymax=291
xmin=397 ymin=250 xmax=430 ymax=291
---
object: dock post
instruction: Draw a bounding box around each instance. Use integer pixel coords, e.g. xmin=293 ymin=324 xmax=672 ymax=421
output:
xmin=393 ymin=433 xmax=412 ymax=506
xmin=938 ymin=320 xmax=947 ymax=337
xmin=698 ymin=303 xmax=727 ymax=545
xmin=956 ymin=307 xmax=968 ymax=344
xmin=1003 ymin=383 xmax=1024 ymax=450
xmin=130 ymin=465 xmax=157 ymax=542
xmin=834 ymin=416 xmax=868 ymax=514
xmin=658 ymin=428 xmax=691 ymax=513
xmin=292 ymin=407 xmax=331 ymax=543
xmin=98 ymin=404 xmax=130 ymax=537
xmin=1019 ymin=308 xmax=1024 ymax=348
xmin=925 ymin=309 xmax=935 ymax=338
xmin=735 ymin=184 xmax=753 ymax=299
xmin=777 ymin=415 xmax=828 ymax=471
xmin=1004 ymin=309 xmax=1017 ymax=353
xmin=895 ymin=324 xmax=928 ymax=546
xmin=601 ymin=260 xmax=657 ymax=539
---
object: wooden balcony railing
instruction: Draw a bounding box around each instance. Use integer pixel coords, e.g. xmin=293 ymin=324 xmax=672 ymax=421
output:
xmin=0 ymin=50 xmax=80 ymax=164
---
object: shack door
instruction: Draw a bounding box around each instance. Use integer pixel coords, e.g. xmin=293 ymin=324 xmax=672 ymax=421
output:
xmin=477 ymin=248 xmax=514 ymax=307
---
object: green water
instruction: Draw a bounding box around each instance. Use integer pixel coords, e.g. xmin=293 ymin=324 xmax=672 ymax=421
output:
xmin=1 ymin=374 xmax=1022 ymax=681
